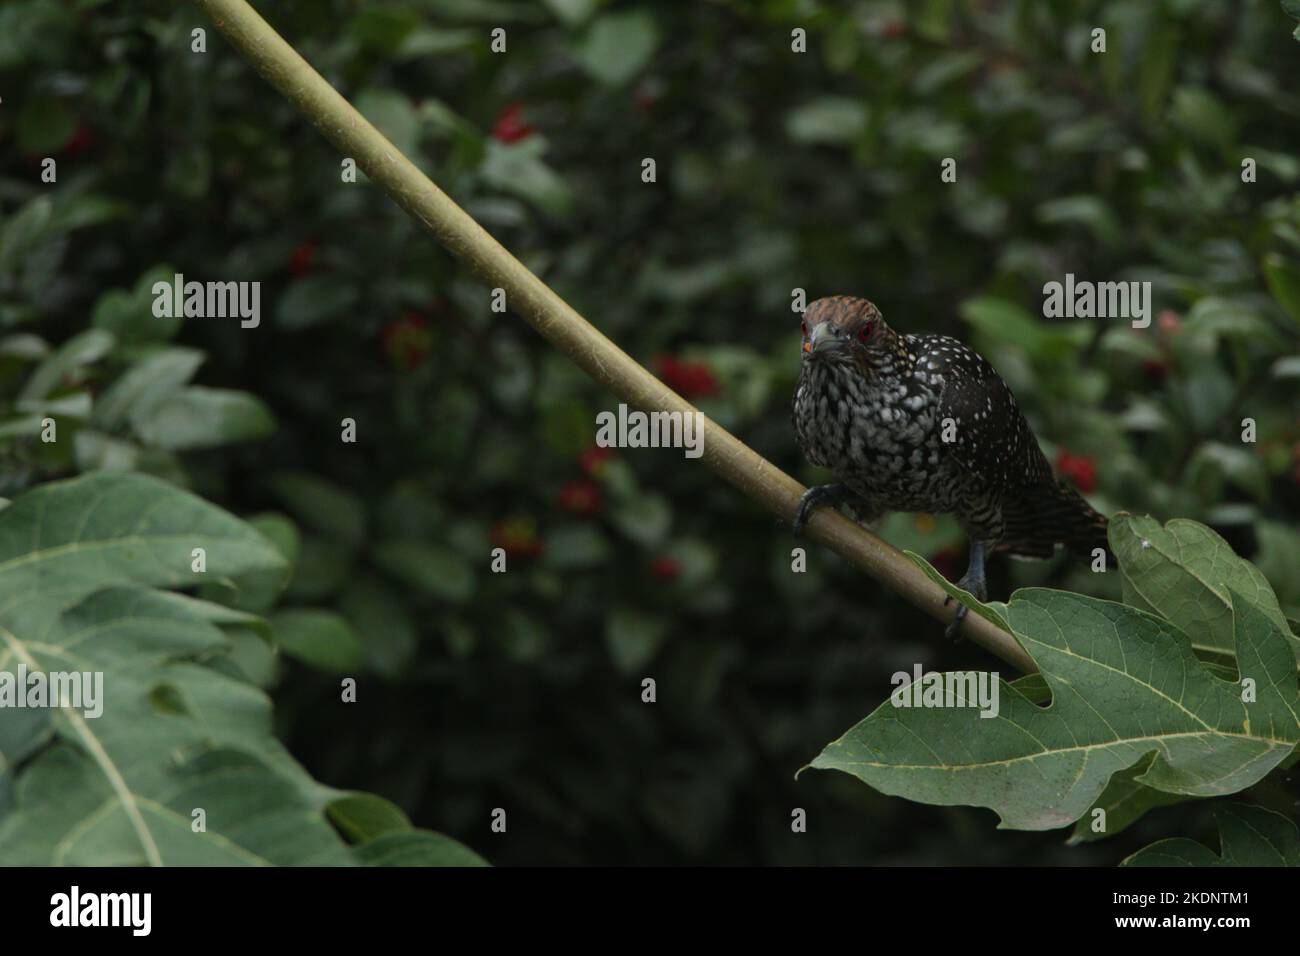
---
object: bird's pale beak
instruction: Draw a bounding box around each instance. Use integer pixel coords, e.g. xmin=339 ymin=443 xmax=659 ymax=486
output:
xmin=805 ymin=323 xmax=842 ymax=355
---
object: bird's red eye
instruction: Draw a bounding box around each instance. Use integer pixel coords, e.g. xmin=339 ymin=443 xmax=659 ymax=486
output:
xmin=858 ymin=322 xmax=873 ymax=344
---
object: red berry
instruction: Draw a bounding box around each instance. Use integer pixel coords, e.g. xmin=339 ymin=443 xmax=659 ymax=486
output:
xmin=1055 ymin=450 xmax=1098 ymax=494
xmin=380 ymin=314 xmax=433 ymax=371
xmin=633 ymin=84 xmax=657 ymax=112
xmin=289 ymin=240 xmax=319 ymax=277
xmin=558 ymin=479 xmax=603 ymax=518
xmin=579 ymin=445 xmax=615 ymax=479
xmin=64 ymin=123 xmax=96 ymax=158
xmin=490 ymin=518 xmax=543 ymax=560
xmin=651 ymin=556 xmax=681 ymax=580
xmin=492 ymin=103 xmax=535 ymax=144
xmin=880 ymin=18 xmax=906 ymax=39
xmin=654 ymin=355 xmax=721 ymax=400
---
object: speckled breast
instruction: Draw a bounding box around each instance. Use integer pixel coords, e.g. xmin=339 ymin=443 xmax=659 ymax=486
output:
xmin=793 ymin=359 xmax=963 ymax=514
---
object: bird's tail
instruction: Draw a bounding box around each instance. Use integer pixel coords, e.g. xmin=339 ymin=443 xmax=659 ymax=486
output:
xmin=996 ymin=480 xmax=1110 ymax=561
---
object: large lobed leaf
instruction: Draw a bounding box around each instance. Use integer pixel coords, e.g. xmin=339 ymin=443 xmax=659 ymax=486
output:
xmin=809 ymin=544 xmax=1299 ymax=830
xmin=1112 ymin=514 xmax=1300 ymax=667
xmin=1122 ymin=803 xmax=1299 ymax=866
xmin=0 ymin=473 xmax=483 ymax=866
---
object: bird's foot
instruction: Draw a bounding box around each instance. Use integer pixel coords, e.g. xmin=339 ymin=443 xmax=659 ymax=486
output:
xmin=943 ymin=601 xmax=969 ymax=642
xmin=954 ymin=569 xmax=989 ymax=604
xmin=943 ymin=542 xmax=989 ymax=642
xmin=793 ymin=483 xmax=852 ymax=536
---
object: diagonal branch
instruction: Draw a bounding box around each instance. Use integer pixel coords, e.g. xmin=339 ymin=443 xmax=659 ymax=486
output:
xmin=192 ymin=0 xmax=1036 ymax=675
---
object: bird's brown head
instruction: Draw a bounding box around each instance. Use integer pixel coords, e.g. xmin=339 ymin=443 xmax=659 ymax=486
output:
xmin=800 ymin=296 xmax=892 ymax=364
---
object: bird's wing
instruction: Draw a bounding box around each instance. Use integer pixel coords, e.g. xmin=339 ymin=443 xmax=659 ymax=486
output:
xmin=918 ymin=335 xmax=1106 ymax=558
xmin=920 ymin=335 xmax=1042 ymax=490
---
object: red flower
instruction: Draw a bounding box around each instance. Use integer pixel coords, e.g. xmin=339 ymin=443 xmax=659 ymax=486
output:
xmin=491 ymin=518 xmax=543 ymax=560
xmin=64 ymin=123 xmax=97 ymax=158
xmin=492 ymin=103 xmax=535 ymax=144
xmin=1055 ymin=449 xmax=1098 ymax=494
xmin=580 ymin=445 xmax=615 ymax=479
xmin=381 ymin=314 xmax=433 ymax=371
xmin=558 ymin=479 xmax=603 ymax=518
xmin=289 ymin=240 xmax=319 ymax=277
xmin=651 ymin=556 xmax=681 ymax=581
xmin=654 ymin=355 xmax=721 ymax=399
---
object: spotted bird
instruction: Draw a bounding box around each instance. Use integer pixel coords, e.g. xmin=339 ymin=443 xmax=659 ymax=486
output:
xmin=791 ymin=295 xmax=1109 ymax=637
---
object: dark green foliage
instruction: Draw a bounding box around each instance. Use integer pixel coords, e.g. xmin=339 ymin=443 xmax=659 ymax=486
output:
xmin=1 ymin=0 xmax=1298 ymax=864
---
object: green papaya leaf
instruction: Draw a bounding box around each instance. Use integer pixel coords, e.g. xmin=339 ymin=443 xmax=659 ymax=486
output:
xmin=1122 ymin=803 xmax=1299 ymax=866
xmin=808 ymin=587 xmax=1299 ymax=831
xmin=0 ymin=473 xmax=478 ymax=866
xmin=1111 ymin=515 xmax=1300 ymax=666
xmin=329 ymin=793 xmax=488 ymax=867
xmin=1067 ymin=756 xmax=1194 ymax=844
xmin=906 ymin=550 xmax=1011 ymax=632
xmin=352 ymin=830 xmax=489 ymax=866
xmin=326 ymin=793 xmax=412 ymax=843
xmin=2 ymin=746 xmax=353 ymax=866
xmin=0 ymin=473 xmax=347 ymax=864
